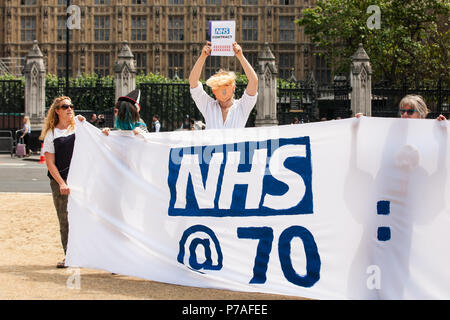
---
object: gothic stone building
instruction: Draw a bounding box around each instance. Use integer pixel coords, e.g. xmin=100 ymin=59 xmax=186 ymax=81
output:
xmin=0 ymin=0 xmax=331 ymax=83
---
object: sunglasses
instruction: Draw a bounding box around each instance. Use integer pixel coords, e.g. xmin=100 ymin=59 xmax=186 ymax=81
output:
xmin=59 ymin=104 xmax=74 ymax=110
xmin=399 ymin=109 xmax=417 ymax=116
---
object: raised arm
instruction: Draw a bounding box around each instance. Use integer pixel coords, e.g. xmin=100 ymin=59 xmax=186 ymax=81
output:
xmin=233 ymin=42 xmax=258 ymax=96
xmin=189 ymin=42 xmax=212 ymax=89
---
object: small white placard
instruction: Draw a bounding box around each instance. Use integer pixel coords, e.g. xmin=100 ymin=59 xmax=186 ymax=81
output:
xmin=209 ymin=20 xmax=235 ymax=56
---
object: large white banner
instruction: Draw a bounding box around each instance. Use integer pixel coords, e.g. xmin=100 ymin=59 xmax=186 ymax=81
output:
xmin=66 ymin=117 xmax=450 ymax=299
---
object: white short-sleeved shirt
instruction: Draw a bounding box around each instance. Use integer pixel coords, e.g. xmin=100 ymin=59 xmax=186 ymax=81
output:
xmin=190 ymin=82 xmax=257 ymax=129
xmin=154 ymin=120 xmax=161 ymax=132
xmin=42 ymin=127 xmax=75 ymax=154
xmin=23 ymin=123 xmax=31 ymax=134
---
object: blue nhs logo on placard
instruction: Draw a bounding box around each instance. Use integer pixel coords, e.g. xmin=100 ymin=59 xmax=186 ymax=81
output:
xmin=168 ymin=137 xmax=313 ymax=217
xmin=214 ymin=27 xmax=230 ymax=35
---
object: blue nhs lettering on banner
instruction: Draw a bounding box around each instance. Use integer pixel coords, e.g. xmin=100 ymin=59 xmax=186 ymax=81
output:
xmin=214 ymin=27 xmax=230 ymax=35
xmin=168 ymin=137 xmax=313 ymax=217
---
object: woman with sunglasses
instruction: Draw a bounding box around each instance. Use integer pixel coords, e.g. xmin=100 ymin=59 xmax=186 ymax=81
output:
xmin=39 ymin=96 xmax=85 ymax=269
xmin=398 ymin=94 xmax=447 ymax=120
xmin=356 ymin=94 xmax=447 ymax=121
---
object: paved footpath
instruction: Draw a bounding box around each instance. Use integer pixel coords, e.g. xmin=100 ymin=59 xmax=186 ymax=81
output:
xmin=0 ymin=153 xmax=50 ymax=193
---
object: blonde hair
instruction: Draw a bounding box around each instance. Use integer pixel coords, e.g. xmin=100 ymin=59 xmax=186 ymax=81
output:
xmin=24 ymin=116 xmax=30 ymax=125
xmin=206 ymin=69 xmax=236 ymax=89
xmin=399 ymin=94 xmax=429 ymax=119
xmin=39 ymin=96 xmax=75 ymax=140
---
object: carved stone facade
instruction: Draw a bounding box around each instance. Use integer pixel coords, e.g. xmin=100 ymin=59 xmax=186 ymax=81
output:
xmin=255 ymin=42 xmax=278 ymax=126
xmin=23 ymin=40 xmax=46 ymax=129
xmin=0 ymin=0 xmax=317 ymax=80
xmin=114 ymin=41 xmax=136 ymax=101
xmin=350 ymin=43 xmax=372 ymax=116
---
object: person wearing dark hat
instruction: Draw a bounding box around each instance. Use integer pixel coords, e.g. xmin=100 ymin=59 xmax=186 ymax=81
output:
xmin=102 ymin=89 xmax=148 ymax=136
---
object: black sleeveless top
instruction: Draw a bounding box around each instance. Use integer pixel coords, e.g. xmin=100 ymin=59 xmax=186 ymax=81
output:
xmin=47 ymin=133 xmax=76 ymax=181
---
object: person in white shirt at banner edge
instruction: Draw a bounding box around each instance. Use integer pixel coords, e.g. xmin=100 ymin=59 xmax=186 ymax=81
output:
xmin=39 ymin=96 xmax=85 ymax=269
xmin=189 ymin=41 xmax=258 ymax=129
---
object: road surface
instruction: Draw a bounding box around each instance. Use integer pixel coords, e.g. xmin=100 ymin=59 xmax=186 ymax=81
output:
xmin=0 ymin=153 xmax=50 ymax=193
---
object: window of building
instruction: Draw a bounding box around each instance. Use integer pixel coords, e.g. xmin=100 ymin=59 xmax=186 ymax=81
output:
xmin=279 ymin=16 xmax=295 ymax=42
xmin=131 ymin=16 xmax=147 ymax=41
xmin=57 ymin=0 xmax=65 ymax=4
xmin=278 ymin=53 xmax=295 ymax=79
xmin=242 ymin=16 xmax=258 ymax=41
xmin=57 ymin=53 xmax=73 ymax=78
xmin=135 ymin=53 xmax=147 ymax=75
xmin=94 ymin=16 xmax=110 ymax=41
xmin=131 ymin=0 xmax=146 ymax=3
xmin=206 ymin=16 xmax=221 ymax=41
xmin=205 ymin=56 xmax=221 ymax=80
xmin=280 ymin=0 xmax=294 ymax=4
xmin=315 ymin=55 xmax=331 ymax=84
xmin=20 ymin=16 xmax=36 ymax=42
xmin=168 ymin=53 xmax=184 ymax=79
xmin=168 ymin=16 xmax=184 ymax=41
xmin=57 ymin=16 xmax=72 ymax=41
xmin=94 ymin=0 xmax=110 ymax=4
xmin=242 ymin=0 xmax=257 ymax=4
xmin=94 ymin=53 xmax=110 ymax=77
xmin=20 ymin=0 xmax=36 ymax=4
xmin=169 ymin=0 xmax=184 ymax=4
xmin=206 ymin=0 xmax=221 ymax=4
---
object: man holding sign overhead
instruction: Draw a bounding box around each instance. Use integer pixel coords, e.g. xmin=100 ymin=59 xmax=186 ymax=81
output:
xmin=189 ymin=39 xmax=258 ymax=129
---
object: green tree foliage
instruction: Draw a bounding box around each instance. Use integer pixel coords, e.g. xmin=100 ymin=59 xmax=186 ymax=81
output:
xmin=0 ymin=74 xmax=25 ymax=82
xmin=137 ymin=72 xmax=187 ymax=84
xmin=45 ymin=73 xmax=114 ymax=87
xmin=45 ymin=73 xmax=115 ymax=112
xmin=296 ymin=0 xmax=449 ymax=85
